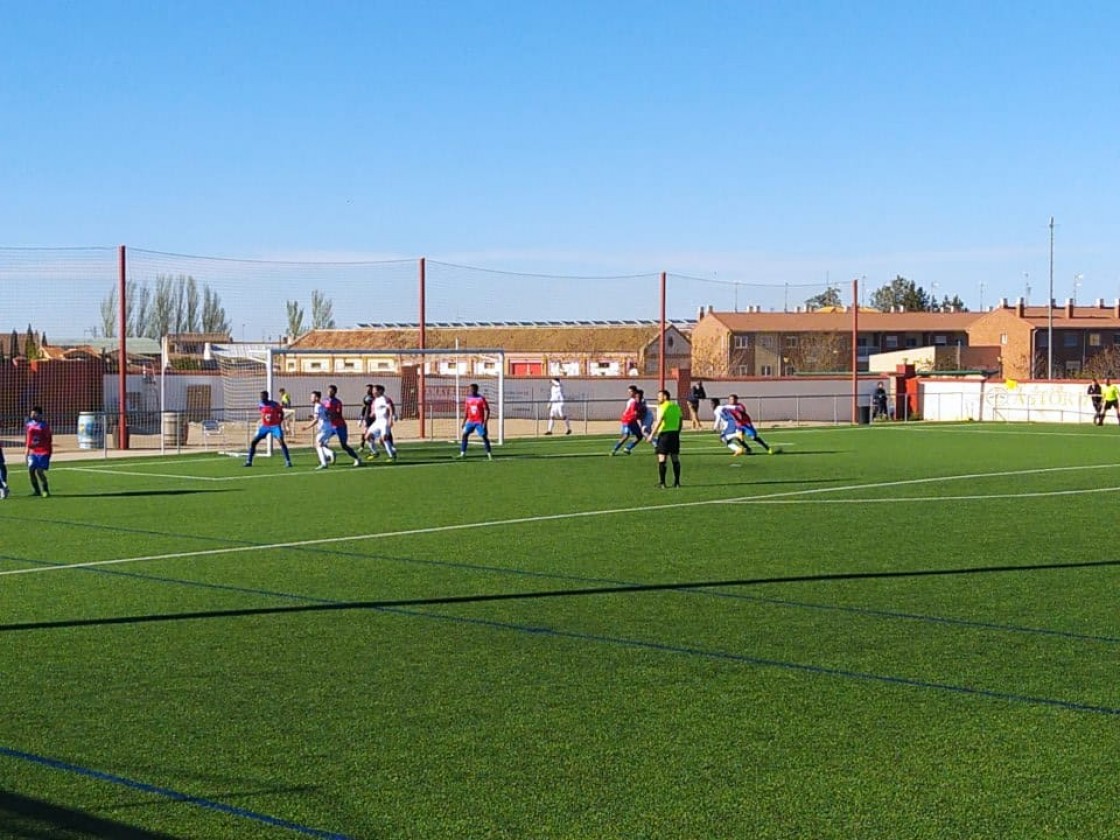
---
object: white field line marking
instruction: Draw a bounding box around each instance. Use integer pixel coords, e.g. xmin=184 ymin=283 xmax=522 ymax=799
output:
xmin=3 ymin=462 xmax=1118 ymax=579
xmin=745 ymin=486 xmax=1120 ymax=504
xmin=62 ymin=467 xmax=228 ymax=482
xmin=724 ymin=461 xmax=1120 ymax=504
xmin=870 ymin=424 xmax=1107 ymax=439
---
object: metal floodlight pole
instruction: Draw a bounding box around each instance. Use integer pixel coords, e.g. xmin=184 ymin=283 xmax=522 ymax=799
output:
xmin=1048 ymin=217 xmax=1055 ymax=379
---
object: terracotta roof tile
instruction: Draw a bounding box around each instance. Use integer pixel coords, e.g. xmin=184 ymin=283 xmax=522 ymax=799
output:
xmin=288 ymin=325 xmax=687 ymax=353
xmin=703 ymin=310 xmax=981 ymax=332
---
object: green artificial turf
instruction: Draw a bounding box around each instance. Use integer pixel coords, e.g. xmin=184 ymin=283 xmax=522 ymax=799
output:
xmin=1 ymin=424 xmax=1118 ymax=838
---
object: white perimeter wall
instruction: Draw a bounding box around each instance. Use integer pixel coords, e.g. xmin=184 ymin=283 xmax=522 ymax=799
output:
xmin=105 ymin=374 xmax=888 ymax=424
xmin=920 ymin=379 xmax=1098 ymax=424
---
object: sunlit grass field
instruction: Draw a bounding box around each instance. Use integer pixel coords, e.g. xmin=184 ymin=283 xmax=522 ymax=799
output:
xmin=1 ymin=422 xmax=1118 ymax=839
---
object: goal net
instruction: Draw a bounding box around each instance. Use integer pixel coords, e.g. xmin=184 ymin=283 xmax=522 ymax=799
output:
xmin=211 ymin=346 xmax=269 ymax=457
xmin=265 ymin=346 xmax=506 ymax=451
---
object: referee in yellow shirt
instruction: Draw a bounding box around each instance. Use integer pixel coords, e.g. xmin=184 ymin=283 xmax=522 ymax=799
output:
xmin=1102 ymin=378 xmax=1120 ymax=425
xmin=648 ymin=388 xmax=683 ymax=488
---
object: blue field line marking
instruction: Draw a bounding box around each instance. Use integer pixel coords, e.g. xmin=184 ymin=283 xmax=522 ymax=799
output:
xmin=381 ymin=606 xmax=1120 ymax=717
xmin=0 ymin=746 xmax=353 ymax=839
xmin=704 ymin=591 xmax=1120 ymax=645
xmin=6 ymin=561 xmax=1118 ymax=720
xmin=9 ymin=543 xmax=1120 ymax=647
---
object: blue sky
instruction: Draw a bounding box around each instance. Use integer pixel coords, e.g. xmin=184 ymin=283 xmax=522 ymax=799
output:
xmin=2 ymin=1 xmax=1118 ymax=335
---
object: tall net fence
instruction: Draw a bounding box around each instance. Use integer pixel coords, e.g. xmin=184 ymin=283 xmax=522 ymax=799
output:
xmin=423 ymin=261 xmax=663 ymax=324
xmin=0 ymin=244 xmax=849 ymax=455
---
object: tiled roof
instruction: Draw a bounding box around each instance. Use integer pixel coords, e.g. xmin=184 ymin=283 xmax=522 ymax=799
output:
xmin=289 ymin=325 xmax=690 ymax=354
xmin=702 ymin=310 xmax=982 ymax=332
xmin=996 ymin=304 xmax=1120 ymax=328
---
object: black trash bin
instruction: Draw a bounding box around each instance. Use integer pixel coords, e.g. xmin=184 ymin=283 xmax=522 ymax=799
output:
xmin=858 ymin=405 xmax=871 ymax=425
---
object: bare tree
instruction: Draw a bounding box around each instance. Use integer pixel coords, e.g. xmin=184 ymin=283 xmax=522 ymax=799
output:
xmin=130 ymin=281 xmax=152 ymax=339
xmin=690 ymin=333 xmax=729 ymax=378
xmin=99 ymin=288 xmax=117 ymax=338
xmin=149 ymin=275 xmax=176 ymax=338
xmin=201 ymin=286 xmax=230 ymax=334
xmin=785 ymin=332 xmax=850 ymax=373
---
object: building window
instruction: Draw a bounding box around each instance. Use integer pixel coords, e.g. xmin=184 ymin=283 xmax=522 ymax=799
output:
xmin=1037 ymin=333 xmax=1048 ymax=348
xmin=1089 ymin=333 xmax=1101 ymax=347
xmin=735 ymin=365 xmax=751 ymax=376
xmin=1063 ymin=333 xmax=1078 ymax=348
xmin=934 ymin=335 xmax=947 ymax=346
xmin=760 ymin=364 xmax=773 ymax=376
xmin=760 ymin=335 xmax=774 ymax=349
xmin=906 ymin=337 xmax=918 ymax=348
xmin=1065 ymin=360 xmax=1081 ymax=374
xmin=733 ymin=335 xmax=750 ymax=349
xmin=885 ymin=336 xmax=899 ymax=349
xmin=1000 ymin=333 xmax=1008 ymax=345
xmin=785 ymin=335 xmax=798 ymax=348
xmin=1113 ymin=333 xmax=1120 ymax=345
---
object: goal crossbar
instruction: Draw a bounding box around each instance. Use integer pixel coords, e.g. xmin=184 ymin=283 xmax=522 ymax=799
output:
xmin=266 ymin=346 xmax=507 ymax=446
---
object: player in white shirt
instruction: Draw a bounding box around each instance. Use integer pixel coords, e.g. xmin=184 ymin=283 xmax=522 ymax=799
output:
xmin=545 ymin=378 xmax=572 ymax=435
xmin=713 ymin=402 xmax=751 ymax=456
xmin=301 ymin=390 xmax=337 ymax=469
xmin=365 ymin=384 xmax=399 ymax=461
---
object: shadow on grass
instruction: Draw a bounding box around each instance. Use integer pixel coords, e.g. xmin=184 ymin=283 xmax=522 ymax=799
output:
xmin=0 ymin=789 xmax=180 ymax=839
xmin=51 ymin=489 xmax=241 ymax=499
xmin=4 ymin=558 xmax=1118 ymax=634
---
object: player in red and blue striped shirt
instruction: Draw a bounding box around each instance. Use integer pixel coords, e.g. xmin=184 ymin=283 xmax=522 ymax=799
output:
xmin=25 ymin=406 xmax=53 ymax=497
xmin=244 ymin=390 xmax=293 ymax=467
xmin=458 ymin=383 xmax=492 ymax=460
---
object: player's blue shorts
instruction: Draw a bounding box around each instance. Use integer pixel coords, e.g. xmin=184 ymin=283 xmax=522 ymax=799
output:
xmin=736 ymin=424 xmax=758 ymax=440
xmin=256 ymin=425 xmax=284 ymax=440
xmin=621 ymin=420 xmax=642 ymax=437
xmin=317 ymin=426 xmax=337 ymax=446
xmin=463 ymin=421 xmax=488 ymax=437
xmin=28 ymin=453 xmax=50 ymax=471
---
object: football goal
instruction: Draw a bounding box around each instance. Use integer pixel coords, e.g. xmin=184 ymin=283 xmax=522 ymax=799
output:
xmin=261 ymin=346 xmax=507 ymax=450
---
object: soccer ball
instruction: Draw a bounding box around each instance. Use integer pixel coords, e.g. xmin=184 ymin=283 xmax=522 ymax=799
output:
xmin=325 ymin=449 xmax=336 ymax=463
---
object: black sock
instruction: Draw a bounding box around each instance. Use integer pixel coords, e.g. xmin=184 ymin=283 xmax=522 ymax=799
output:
xmin=672 ymin=459 xmax=681 ymax=485
xmin=658 ymin=462 xmax=667 ymax=484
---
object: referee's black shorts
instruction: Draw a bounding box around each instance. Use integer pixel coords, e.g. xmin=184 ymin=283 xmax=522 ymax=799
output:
xmin=655 ymin=430 xmax=681 ymax=455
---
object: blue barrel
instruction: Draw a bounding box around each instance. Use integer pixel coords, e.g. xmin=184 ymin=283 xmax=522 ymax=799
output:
xmin=77 ymin=411 xmax=104 ymax=449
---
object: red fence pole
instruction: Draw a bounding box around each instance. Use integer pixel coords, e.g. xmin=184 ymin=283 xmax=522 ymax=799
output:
xmin=658 ymin=271 xmax=667 ymax=392
xmin=418 ymin=257 xmax=426 ymax=439
xmin=117 ymin=245 xmax=129 ymax=449
xmin=851 ymin=277 xmax=859 ymax=423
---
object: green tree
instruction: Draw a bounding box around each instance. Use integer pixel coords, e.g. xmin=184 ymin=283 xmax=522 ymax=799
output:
xmin=310 ymin=289 xmax=335 ymax=330
xmin=804 ymin=287 xmax=843 ymax=310
xmin=23 ymin=324 xmax=37 ymax=360
xmin=931 ymin=293 xmax=967 ymax=313
xmin=869 ymin=275 xmax=932 ymax=312
xmin=286 ymin=300 xmax=306 ymax=339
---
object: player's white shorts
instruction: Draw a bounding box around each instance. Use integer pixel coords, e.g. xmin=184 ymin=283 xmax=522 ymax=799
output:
xmin=369 ymin=423 xmax=393 ymax=442
xmin=549 ymin=402 xmax=565 ymax=419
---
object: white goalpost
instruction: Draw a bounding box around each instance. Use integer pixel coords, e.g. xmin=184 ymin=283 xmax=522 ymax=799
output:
xmin=211 ymin=348 xmax=270 ymax=457
xmin=262 ymin=346 xmax=507 ymax=453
